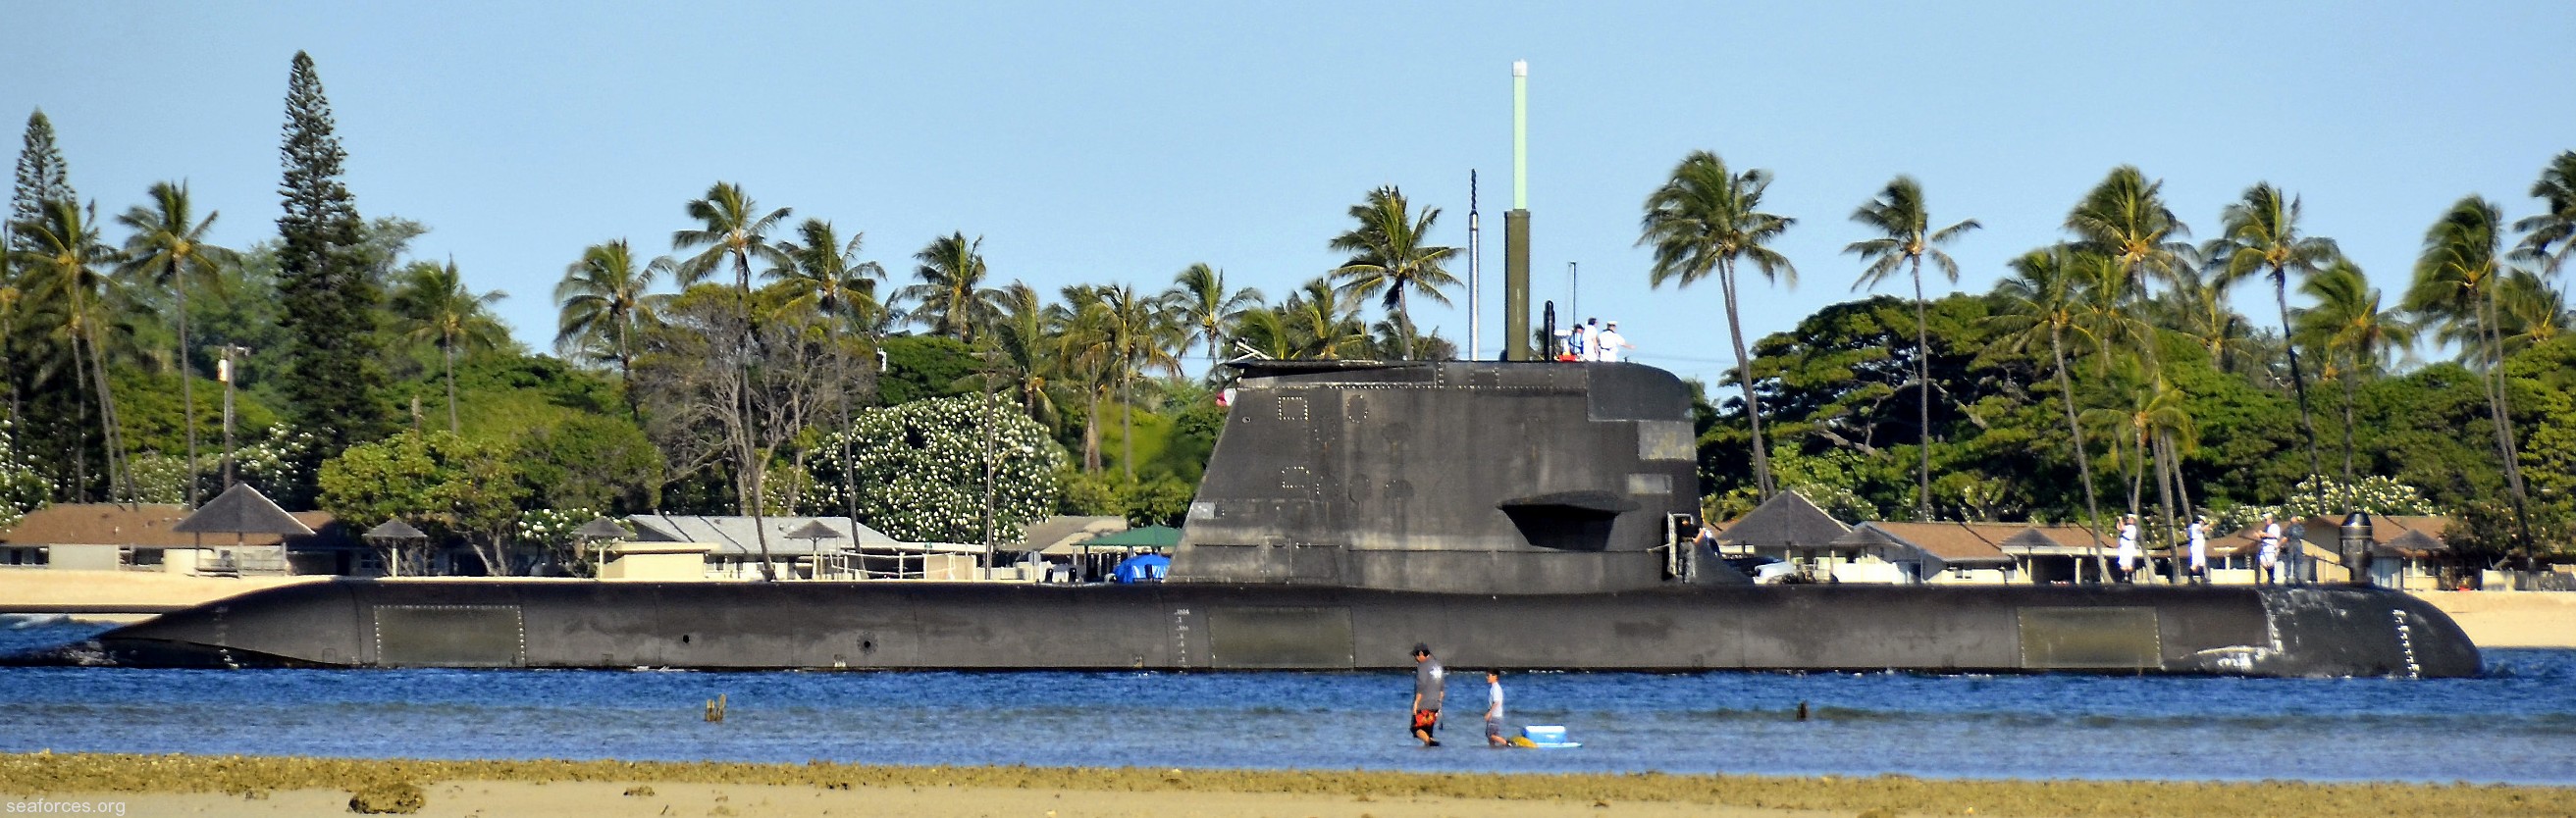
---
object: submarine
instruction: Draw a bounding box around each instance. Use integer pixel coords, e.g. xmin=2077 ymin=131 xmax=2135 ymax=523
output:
xmin=70 ymin=357 xmax=2479 ymax=678
xmin=55 ymin=60 xmax=2478 ymax=678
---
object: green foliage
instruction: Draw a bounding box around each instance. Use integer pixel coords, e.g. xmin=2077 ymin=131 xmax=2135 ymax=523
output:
xmin=1056 ymin=467 xmax=1197 ymax=528
xmin=512 ymin=414 xmax=663 ymax=514
xmin=0 ymin=419 xmax=51 ymax=529
xmin=274 ymin=51 xmax=394 ymax=454
xmin=825 ymin=394 xmax=1066 ymax=543
xmin=316 ymin=430 xmax=527 ymax=575
xmin=878 ymin=334 xmax=977 ymax=406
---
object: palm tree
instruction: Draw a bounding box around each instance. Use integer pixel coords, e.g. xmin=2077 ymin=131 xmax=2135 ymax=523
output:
xmin=1638 ymin=151 xmax=1797 ymax=498
xmin=1990 ymin=246 xmax=2109 ymax=560
xmin=2066 ymin=167 xmax=2195 ymax=295
xmin=2210 ymin=183 xmax=2339 ymax=481
xmin=899 ymin=232 xmax=1000 ymax=342
xmin=1282 ymin=277 xmax=1368 ymax=359
xmin=2405 ymin=195 xmax=2530 ymax=548
xmin=1095 ymin=282 xmax=1181 ymax=480
xmin=555 ymin=239 xmax=674 ymax=413
xmin=14 ymin=198 xmax=132 ymax=503
xmin=671 ymin=181 xmax=793 ymax=581
xmin=1328 ymin=186 xmax=1459 ymax=361
xmin=2513 ymin=151 xmax=2576 ymax=277
xmin=973 ymin=281 xmax=1064 ymax=430
xmin=115 ymin=181 xmax=235 ymax=507
xmin=2296 ymin=260 xmax=2414 ymax=484
xmin=1169 ymin=262 xmax=1262 ymax=364
xmin=2496 ymin=269 xmax=2569 ymax=353
xmin=393 ymin=260 xmax=508 ymax=435
xmin=769 ymin=218 xmax=884 ymax=534
xmin=2152 ymin=262 xmax=2256 ymax=371
xmin=1055 ymin=284 xmax=1114 ymax=472
xmin=1845 ymin=176 xmax=1980 ymax=520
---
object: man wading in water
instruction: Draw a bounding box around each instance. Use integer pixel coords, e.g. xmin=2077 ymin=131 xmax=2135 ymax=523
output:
xmin=1410 ymin=643 xmax=1445 ymax=746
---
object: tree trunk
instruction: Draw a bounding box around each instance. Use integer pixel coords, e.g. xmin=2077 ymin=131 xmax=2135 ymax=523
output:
xmin=1720 ymin=259 xmax=1774 ymax=499
xmin=2338 ymin=352 xmax=2358 ymax=485
xmin=1082 ymin=385 xmax=1102 ymax=473
xmin=1397 ymin=287 xmax=1413 ymax=362
xmin=734 ymin=252 xmax=775 ymax=582
xmin=2275 ymin=273 xmax=2322 ymax=481
xmin=1121 ymin=367 xmax=1135 ymax=482
xmin=444 ymin=338 xmax=459 ymax=435
xmin=2126 ymin=426 xmax=2145 ymax=521
xmin=176 ymin=257 xmax=199 ymax=508
xmin=1911 ymin=256 xmax=1931 ymax=521
xmin=2477 ymin=286 xmax=2533 ymax=553
xmin=2050 ymin=325 xmax=2109 ymax=581
xmin=68 ymin=322 xmax=89 ymax=502
xmin=837 ymin=318 xmax=859 ymax=556
xmin=89 ymin=328 xmax=131 ymax=505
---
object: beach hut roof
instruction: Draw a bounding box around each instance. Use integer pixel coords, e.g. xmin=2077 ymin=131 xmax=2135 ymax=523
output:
xmin=173 ymin=484 xmax=315 ymax=536
xmin=1086 ymin=525 xmax=1182 ymax=549
xmin=1712 ymin=490 xmax=1851 ymax=550
xmin=1834 ymin=522 xmax=2016 ymax=567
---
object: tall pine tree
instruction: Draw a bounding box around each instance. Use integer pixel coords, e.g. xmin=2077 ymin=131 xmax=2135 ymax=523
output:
xmin=9 ymin=108 xmax=93 ymax=500
xmin=275 ymin=51 xmax=391 ymax=466
xmin=11 ymin=110 xmax=74 ymax=255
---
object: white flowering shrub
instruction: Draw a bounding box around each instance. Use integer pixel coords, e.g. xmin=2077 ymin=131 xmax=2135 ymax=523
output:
xmin=126 ymin=452 xmax=194 ymax=505
xmin=0 ymin=419 xmax=52 ymax=530
xmin=515 ymin=507 xmax=605 ymax=548
xmin=2217 ymin=476 xmax=2442 ymax=533
xmin=822 ymin=394 xmax=1067 ymax=544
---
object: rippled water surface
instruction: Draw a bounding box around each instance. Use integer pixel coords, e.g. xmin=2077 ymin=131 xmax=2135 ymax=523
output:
xmin=4 ymin=620 xmax=2572 ymax=784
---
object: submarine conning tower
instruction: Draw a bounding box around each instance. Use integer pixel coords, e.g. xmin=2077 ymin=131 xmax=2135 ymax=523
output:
xmin=1170 ymin=359 xmax=1702 ymax=593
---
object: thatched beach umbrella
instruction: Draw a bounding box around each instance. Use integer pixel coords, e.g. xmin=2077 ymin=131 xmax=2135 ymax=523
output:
xmin=784 ymin=519 xmax=845 ymax=580
xmin=362 ymin=518 xmax=428 ymax=577
xmin=572 ymin=517 xmax=631 ymax=576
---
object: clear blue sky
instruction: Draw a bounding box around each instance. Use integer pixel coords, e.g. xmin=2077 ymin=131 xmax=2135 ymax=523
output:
xmin=9 ymin=2 xmax=2571 ymax=383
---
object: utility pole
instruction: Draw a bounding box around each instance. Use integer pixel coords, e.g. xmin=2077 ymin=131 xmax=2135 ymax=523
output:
xmin=1568 ymin=261 xmax=1579 ymax=321
xmin=218 ymin=346 xmax=247 ymax=488
xmin=979 ymin=340 xmax=1000 ymax=580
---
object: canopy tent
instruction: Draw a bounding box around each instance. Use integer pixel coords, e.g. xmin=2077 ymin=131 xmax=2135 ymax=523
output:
xmin=1112 ymin=552 xmax=1170 ymax=584
xmin=1085 ymin=525 xmax=1181 ymax=550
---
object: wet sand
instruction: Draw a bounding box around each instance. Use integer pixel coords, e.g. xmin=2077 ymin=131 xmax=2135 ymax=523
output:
xmin=3 ymin=753 xmax=2568 ymax=818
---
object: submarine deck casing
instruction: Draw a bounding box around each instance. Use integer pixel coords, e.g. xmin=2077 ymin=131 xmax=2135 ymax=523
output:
xmin=71 ymin=359 xmax=2483 ymax=677
xmin=86 ymin=578 xmax=2479 ymax=677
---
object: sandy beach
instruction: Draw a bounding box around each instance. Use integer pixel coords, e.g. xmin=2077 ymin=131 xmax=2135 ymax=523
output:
xmin=3 ymin=753 xmax=2571 ymax=818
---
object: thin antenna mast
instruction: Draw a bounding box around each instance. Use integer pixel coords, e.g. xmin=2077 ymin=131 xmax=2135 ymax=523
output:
xmin=1469 ymin=171 xmax=1482 ymax=359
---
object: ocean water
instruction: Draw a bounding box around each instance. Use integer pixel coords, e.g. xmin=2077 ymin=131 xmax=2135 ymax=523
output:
xmin=3 ymin=619 xmax=2572 ymax=784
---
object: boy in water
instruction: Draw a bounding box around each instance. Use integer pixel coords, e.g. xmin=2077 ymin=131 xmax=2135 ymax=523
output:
xmin=1483 ymin=670 xmax=1510 ymax=746
xmin=1410 ymin=644 xmax=1445 ymax=746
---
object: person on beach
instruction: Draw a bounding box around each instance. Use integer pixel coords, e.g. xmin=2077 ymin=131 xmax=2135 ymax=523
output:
xmin=2115 ymin=514 xmax=2141 ymax=583
xmin=1410 ymin=643 xmax=1445 ymax=746
xmin=1483 ymin=669 xmax=1508 ymax=747
xmin=2187 ymin=516 xmax=2210 ymax=585
xmin=2258 ymin=514 xmax=2284 ymax=586
xmin=2285 ymin=519 xmax=2307 ymax=586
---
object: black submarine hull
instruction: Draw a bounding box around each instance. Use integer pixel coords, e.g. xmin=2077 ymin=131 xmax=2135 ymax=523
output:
xmin=79 ymin=579 xmax=2477 ymax=677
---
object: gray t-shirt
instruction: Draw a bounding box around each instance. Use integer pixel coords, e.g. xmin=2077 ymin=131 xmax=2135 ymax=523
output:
xmin=1413 ymin=658 xmax=1446 ymax=710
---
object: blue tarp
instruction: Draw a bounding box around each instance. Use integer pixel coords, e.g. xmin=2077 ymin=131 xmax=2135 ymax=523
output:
xmin=1112 ymin=553 xmax=1170 ymax=584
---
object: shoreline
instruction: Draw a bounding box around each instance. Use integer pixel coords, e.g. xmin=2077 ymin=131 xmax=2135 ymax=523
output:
xmin=3 ymin=753 xmax=2571 ymax=818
